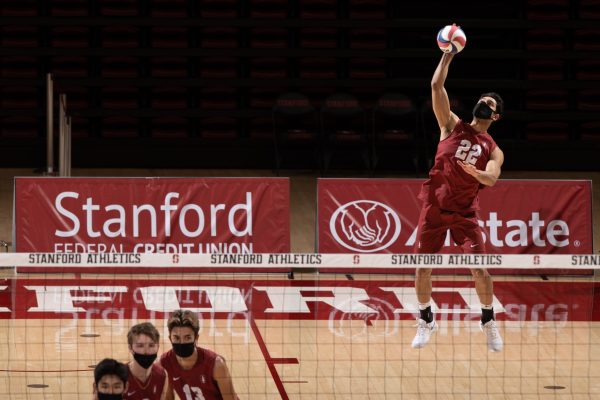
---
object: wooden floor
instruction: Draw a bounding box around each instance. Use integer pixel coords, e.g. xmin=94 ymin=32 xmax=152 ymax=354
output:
xmin=1 ymin=168 xmax=599 ymax=399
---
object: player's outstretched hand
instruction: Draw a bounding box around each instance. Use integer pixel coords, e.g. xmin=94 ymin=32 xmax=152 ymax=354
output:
xmin=457 ymin=160 xmax=481 ymax=179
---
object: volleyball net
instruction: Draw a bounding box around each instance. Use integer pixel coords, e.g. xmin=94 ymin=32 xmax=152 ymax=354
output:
xmin=0 ymin=252 xmax=599 ymax=398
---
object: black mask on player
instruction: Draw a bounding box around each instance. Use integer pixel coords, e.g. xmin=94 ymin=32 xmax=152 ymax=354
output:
xmin=472 ymin=101 xmax=495 ymax=120
xmin=133 ymin=352 xmax=157 ymax=369
xmin=97 ymin=393 xmax=123 ymax=400
xmin=172 ymin=342 xmax=195 ymax=358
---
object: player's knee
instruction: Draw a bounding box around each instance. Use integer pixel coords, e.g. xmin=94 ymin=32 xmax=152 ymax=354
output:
xmin=470 ymin=268 xmax=488 ymax=279
xmin=416 ymin=268 xmax=433 ymax=278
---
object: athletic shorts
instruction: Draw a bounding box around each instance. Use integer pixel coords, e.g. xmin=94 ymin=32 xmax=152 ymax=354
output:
xmin=414 ymin=203 xmax=486 ymax=254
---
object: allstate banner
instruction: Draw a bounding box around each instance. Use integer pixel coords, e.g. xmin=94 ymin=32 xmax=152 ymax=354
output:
xmin=318 ymin=179 xmax=592 ymax=273
xmin=15 ymin=177 xmax=290 ymax=256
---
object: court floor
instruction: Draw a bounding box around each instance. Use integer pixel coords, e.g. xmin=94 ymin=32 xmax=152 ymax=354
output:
xmin=1 ymin=272 xmax=599 ymax=399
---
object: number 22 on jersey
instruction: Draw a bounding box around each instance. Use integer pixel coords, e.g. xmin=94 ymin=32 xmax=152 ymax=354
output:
xmin=454 ymin=139 xmax=482 ymax=165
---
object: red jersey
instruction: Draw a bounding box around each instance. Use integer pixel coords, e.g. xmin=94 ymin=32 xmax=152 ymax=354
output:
xmin=419 ymin=120 xmax=497 ymax=211
xmin=160 ymin=347 xmax=223 ymax=400
xmin=123 ymin=363 xmax=166 ymax=400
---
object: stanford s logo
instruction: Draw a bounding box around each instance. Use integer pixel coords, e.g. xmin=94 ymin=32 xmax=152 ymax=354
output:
xmin=330 ymin=200 xmax=401 ymax=253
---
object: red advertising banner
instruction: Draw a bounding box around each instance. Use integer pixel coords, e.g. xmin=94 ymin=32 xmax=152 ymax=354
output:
xmin=15 ymin=177 xmax=290 ymax=256
xmin=318 ymin=179 xmax=593 ymax=273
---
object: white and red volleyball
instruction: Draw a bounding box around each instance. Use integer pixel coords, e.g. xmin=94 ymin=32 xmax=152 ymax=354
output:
xmin=437 ymin=24 xmax=467 ymax=54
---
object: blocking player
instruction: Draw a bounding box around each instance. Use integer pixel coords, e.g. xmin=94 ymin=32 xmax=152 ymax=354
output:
xmin=93 ymin=358 xmax=129 ymax=400
xmin=161 ymin=309 xmax=238 ymax=400
xmin=124 ymin=322 xmax=168 ymax=399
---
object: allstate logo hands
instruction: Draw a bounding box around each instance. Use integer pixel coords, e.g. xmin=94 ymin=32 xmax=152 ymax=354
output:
xmin=330 ymin=200 xmax=401 ymax=252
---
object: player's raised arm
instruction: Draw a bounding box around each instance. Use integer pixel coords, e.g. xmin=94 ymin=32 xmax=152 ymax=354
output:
xmin=431 ymin=53 xmax=459 ymax=139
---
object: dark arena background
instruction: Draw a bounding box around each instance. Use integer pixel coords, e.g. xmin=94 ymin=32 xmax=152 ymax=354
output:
xmin=1 ymin=1 xmax=600 ymax=399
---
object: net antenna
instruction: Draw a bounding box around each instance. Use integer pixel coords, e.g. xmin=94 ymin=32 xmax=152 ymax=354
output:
xmin=58 ymin=93 xmax=72 ymax=177
xmin=46 ymin=73 xmax=54 ymax=174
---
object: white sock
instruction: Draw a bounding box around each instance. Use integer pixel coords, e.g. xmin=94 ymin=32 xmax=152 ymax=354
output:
xmin=481 ymin=304 xmax=493 ymax=310
xmin=418 ymin=302 xmax=431 ymax=310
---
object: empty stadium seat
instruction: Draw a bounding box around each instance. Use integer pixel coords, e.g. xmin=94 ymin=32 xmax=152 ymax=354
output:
xmin=526 ymin=0 xmax=569 ymax=20
xmin=0 ymin=26 xmax=39 ymax=47
xmin=101 ymin=116 xmax=139 ymax=138
xmin=372 ymin=93 xmax=420 ymax=172
xmin=150 ymin=0 xmax=188 ymax=17
xmin=150 ymin=57 xmax=188 ymax=78
xmin=52 ymin=56 xmax=89 ymax=78
xmin=101 ymin=87 xmax=139 ymax=109
xmin=298 ymin=0 xmax=337 ymax=19
xmin=525 ymin=89 xmax=569 ymax=111
xmin=101 ymin=26 xmax=140 ymax=48
xmin=199 ymin=58 xmax=238 ymax=79
xmin=199 ymin=88 xmax=237 ymax=110
xmin=199 ymin=0 xmax=238 ymax=18
xmin=321 ymin=93 xmax=370 ymax=172
xmin=151 ymin=117 xmax=190 ymax=138
xmin=525 ymin=28 xmax=565 ymax=50
xmin=151 ymin=87 xmax=188 ymax=110
xmin=50 ymin=0 xmax=88 ymax=16
xmin=100 ymin=57 xmax=139 ymax=78
xmin=525 ymin=122 xmax=570 ymax=141
xmin=1 ymin=0 xmax=38 ymax=16
xmin=99 ymin=0 xmax=138 ymax=16
xmin=51 ymin=27 xmax=90 ymax=48
xmin=0 ymin=56 xmax=38 ymax=78
xmin=249 ymin=0 xmax=288 ymax=18
xmin=0 ymin=117 xmax=39 ymax=138
xmin=200 ymin=28 xmax=239 ymax=49
xmin=249 ymin=28 xmax=289 ymax=49
xmin=579 ymin=0 xmax=600 ymax=19
xmin=150 ymin=27 xmax=189 ymax=48
xmin=200 ymin=117 xmax=238 ymax=139
xmin=298 ymin=28 xmax=338 ymax=48
xmin=272 ymin=92 xmax=320 ymax=172
xmin=349 ymin=0 xmax=387 ymax=19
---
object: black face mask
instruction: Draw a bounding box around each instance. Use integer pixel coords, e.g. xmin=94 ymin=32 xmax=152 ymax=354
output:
xmin=472 ymin=101 xmax=495 ymax=120
xmin=172 ymin=342 xmax=195 ymax=358
xmin=97 ymin=393 xmax=123 ymax=400
xmin=133 ymin=352 xmax=157 ymax=369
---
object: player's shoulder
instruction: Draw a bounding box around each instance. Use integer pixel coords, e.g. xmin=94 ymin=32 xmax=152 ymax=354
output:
xmin=483 ymin=132 xmax=499 ymax=148
xmin=159 ymin=349 xmax=173 ymax=366
xmin=200 ymin=346 xmax=220 ymax=359
xmin=152 ymin=361 xmax=167 ymax=377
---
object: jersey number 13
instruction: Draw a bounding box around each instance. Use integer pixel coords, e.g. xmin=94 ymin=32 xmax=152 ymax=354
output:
xmin=183 ymin=384 xmax=206 ymax=400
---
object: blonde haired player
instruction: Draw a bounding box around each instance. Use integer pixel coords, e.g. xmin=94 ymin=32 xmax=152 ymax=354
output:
xmin=124 ymin=322 xmax=168 ymax=399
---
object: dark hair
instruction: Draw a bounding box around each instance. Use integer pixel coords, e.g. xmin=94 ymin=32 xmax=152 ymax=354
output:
xmin=479 ymin=92 xmax=504 ymax=115
xmin=167 ymin=309 xmax=200 ymax=336
xmin=94 ymin=358 xmax=128 ymax=385
xmin=127 ymin=322 xmax=160 ymax=346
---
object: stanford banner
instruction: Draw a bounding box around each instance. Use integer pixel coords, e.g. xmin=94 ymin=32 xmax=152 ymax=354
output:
xmin=318 ymin=179 xmax=592 ymax=274
xmin=15 ymin=177 xmax=290 ymax=256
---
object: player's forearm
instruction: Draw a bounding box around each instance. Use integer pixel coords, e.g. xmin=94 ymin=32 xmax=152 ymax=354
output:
xmin=218 ymin=381 xmax=237 ymax=400
xmin=475 ymin=170 xmax=499 ymax=186
xmin=431 ymin=53 xmax=454 ymax=89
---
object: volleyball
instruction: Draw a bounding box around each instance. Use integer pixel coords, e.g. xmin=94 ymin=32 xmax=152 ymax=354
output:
xmin=437 ymin=24 xmax=467 ymax=54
